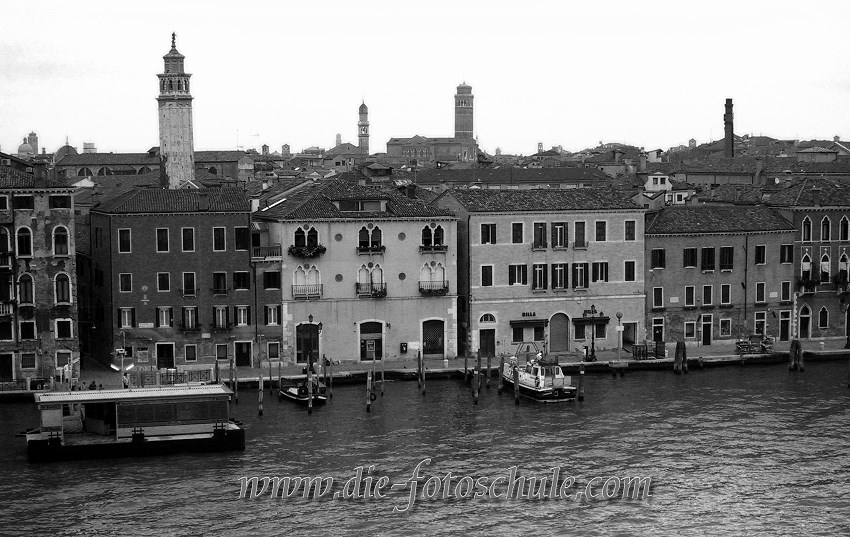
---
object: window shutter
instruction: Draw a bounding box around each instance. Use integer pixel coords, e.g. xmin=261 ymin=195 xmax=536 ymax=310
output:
xmin=277 ymin=306 xmax=281 ymax=322
xmin=264 ymin=306 xmax=269 ymax=325
xmin=131 ymin=308 xmax=136 ymax=327
xmin=542 ymin=264 xmax=548 ymax=289
xmin=168 ymin=308 xmax=173 ymax=327
xmin=182 ymin=307 xmax=186 ymax=328
xmin=247 ymin=306 xmax=251 ymax=326
xmin=572 ymin=264 xmax=578 ymax=288
xmin=233 ymin=306 xmax=238 ymax=325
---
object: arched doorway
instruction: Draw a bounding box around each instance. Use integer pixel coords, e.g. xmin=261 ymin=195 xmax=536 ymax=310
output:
xmin=799 ymin=305 xmax=811 ymax=339
xmin=550 ymin=313 xmax=570 ymax=353
xmin=422 ymin=319 xmax=445 ymax=359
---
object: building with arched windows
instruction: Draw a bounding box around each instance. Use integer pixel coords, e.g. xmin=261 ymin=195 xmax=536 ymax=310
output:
xmin=252 ymin=176 xmax=458 ymax=364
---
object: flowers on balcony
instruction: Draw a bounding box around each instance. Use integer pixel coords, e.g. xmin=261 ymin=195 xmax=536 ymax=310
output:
xmin=288 ymin=244 xmax=326 ymax=259
xmin=796 ymin=276 xmax=818 ymax=292
xmin=356 ymin=245 xmax=386 ymax=254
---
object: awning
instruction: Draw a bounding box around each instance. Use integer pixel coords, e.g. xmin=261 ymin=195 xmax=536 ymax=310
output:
xmin=572 ymin=316 xmax=611 ymax=325
xmin=509 ymin=319 xmax=549 ymax=328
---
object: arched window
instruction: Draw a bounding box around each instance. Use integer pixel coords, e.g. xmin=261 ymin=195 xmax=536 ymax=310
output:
xmin=799 ymin=305 xmax=811 ymax=338
xmin=306 ymin=228 xmax=318 ymax=248
xmin=841 ymin=217 xmax=849 ymax=241
xmin=138 ymin=166 xmax=152 ymax=175
xmin=419 ymin=264 xmax=432 ymax=283
xmin=371 ymin=227 xmax=382 ymax=248
xmin=801 ymin=253 xmax=811 ymax=280
xmin=433 ymin=263 xmax=445 ymax=283
xmin=293 ymin=266 xmax=306 ymax=286
xmin=371 ymin=265 xmax=383 ymax=284
xmin=16 ymin=228 xmax=32 ymax=257
xmin=77 ymin=167 xmax=93 ymax=177
xmin=821 ymin=216 xmax=831 ymax=241
xmin=433 ymin=225 xmax=444 ymax=246
xmin=802 ymin=217 xmax=812 ymax=242
xmin=820 ymin=254 xmax=830 ymax=283
xmin=819 ymin=306 xmax=829 ymax=329
xmin=97 ymin=167 xmax=112 ymax=176
xmin=55 ymin=273 xmax=70 ymax=304
xmin=839 ymin=253 xmax=849 ymax=279
xmin=421 ymin=226 xmax=433 ymax=247
xmin=358 ymin=265 xmax=370 ymax=284
xmin=53 ymin=226 xmax=69 ymax=256
xmin=294 ymin=228 xmax=306 ymax=248
xmin=306 ymin=265 xmax=320 ymax=285
xmin=0 ymin=228 xmax=9 ymax=253
xmin=208 ymin=167 xmax=217 ymax=175
xmin=359 ymin=227 xmax=370 ymax=249
xmin=480 ymin=313 xmax=496 ymax=323
xmin=18 ymin=274 xmax=33 ymax=304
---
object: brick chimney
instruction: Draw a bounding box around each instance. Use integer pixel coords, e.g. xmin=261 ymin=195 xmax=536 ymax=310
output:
xmin=639 ymin=152 xmax=647 ymax=173
xmin=724 ymin=98 xmax=734 ymax=158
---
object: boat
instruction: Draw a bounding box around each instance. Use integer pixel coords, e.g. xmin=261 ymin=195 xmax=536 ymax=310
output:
xmin=501 ymin=352 xmax=576 ymax=403
xmin=25 ymin=384 xmax=245 ymax=462
xmin=278 ymin=376 xmax=327 ymax=406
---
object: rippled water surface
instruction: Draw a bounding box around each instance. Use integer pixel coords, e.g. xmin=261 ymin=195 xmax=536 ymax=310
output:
xmin=2 ymin=362 xmax=849 ymax=536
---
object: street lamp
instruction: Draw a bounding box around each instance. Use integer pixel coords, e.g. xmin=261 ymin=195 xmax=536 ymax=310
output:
xmin=583 ymin=305 xmax=602 ymax=362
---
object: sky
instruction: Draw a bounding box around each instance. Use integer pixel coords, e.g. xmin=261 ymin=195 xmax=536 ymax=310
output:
xmin=2 ymin=0 xmax=850 ymax=158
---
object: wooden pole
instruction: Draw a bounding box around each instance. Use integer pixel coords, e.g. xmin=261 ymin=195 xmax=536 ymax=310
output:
xmin=473 ymin=366 xmax=479 ymax=404
xmin=798 ymin=340 xmax=805 ymax=372
xmin=789 ymin=339 xmax=797 ymax=371
xmin=418 ymin=351 xmax=423 ymax=389
xmin=328 ymin=357 xmax=333 ymax=399
xmin=323 ymin=354 xmax=328 ymax=394
xmin=214 ymin=360 xmax=219 ymax=384
xmin=464 ymin=353 xmax=469 ymax=384
xmin=381 ymin=357 xmax=385 ymax=396
xmin=228 ymin=358 xmax=233 ymax=389
xmin=682 ymin=342 xmax=688 ymax=374
xmin=486 ymin=354 xmax=491 ymax=388
xmin=277 ymin=360 xmax=281 ymax=394
xmin=307 ymin=366 xmax=313 ymax=415
xmin=366 ymin=371 xmax=372 ymax=412
xmin=258 ymin=372 xmax=264 ymax=416
xmin=498 ymin=356 xmax=504 ymax=394
xmin=512 ymin=365 xmax=520 ymax=405
xmin=421 ymin=351 xmax=426 ymax=396
xmin=269 ymin=359 xmax=273 ymax=394
xmin=234 ymin=360 xmax=239 ymax=404
xmin=578 ymin=363 xmax=585 ymax=401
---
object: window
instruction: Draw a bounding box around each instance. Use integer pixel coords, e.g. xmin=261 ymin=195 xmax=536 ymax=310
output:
xmin=512 ymin=223 xmax=523 ymax=244
xmin=532 ymin=223 xmax=547 ymax=248
xmin=0 ymin=197 xmax=6 ymax=211
xmin=591 ymin=262 xmax=608 ymax=282
xmin=801 ymin=254 xmax=812 ymax=281
xmin=532 ymin=263 xmax=547 ymax=290
xmin=185 ymin=344 xmax=197 ymax=362
xmin=268 ymin=342 xmax=280 ymax=361
xmin=685 ymin=286 xmax=695 ymax=307
xmin=0 ymin=320 xmax=11 ymax=340
xmin=552 ymin=263 xmax=567 ymax=289
xmin=720 ymin=318 xmax=732 ymax=337
xmin=508 ymin=264 xmax=527 ymax=286
xmin=534 ymin=325 xmax=545 ymax=341
xmin=119 ymin=273 xmax=132 ymax=293
xmin=235 ymin=305 xmax=250 ymax=326
xmin=118 ymin=229 xmax=131 ymax=253
xmin=841 ymin=217 xmax=849 ymax=241
xmin=595 ymin=323 xmax=606 ymax=339
xmin=702 ymin=285 xmax=713 ymax=306
xmin=781 ymin=281 xmax=791 ymax=301
xmin=213 ymin=227 xmax=226 ymax=251
xmin=820 ymin=254 xmax=830 ymax=283
xmin=265 ymin=305 xmax=281 ymax=326
xmin=683 ymin=248 xmax=697 ymax=268
xmin=625 ymin=220 xmax=636 ymax=241
xmin=12 ymin=196 xmax=34 ymax=210
xmin=235 ymin=227 xmax=250 ymax=251
xmin=55 ymin=319 xmax=72 ymax=339
xmin=652 ymin=287 xmax=663 ymax=308
xmin=120 ymin=307 xmax=135 ymax=328
xmin=157 ymin=272 xmax=170 ymax=292
xmin=21 ymin=353 xmax=36 ymax=369
xmin=216 ymin=344 xmax=228 ymax=360
xmin=182 ymin=272 xmax=196 ymax=296
xmin=575 ymin=324 xmax=586 ymax=340
xmin=213 ymin=272 xmax=227 ymax=294
xmin=573 ymin=263 xmax=588 ymax=289
xmin=233 ymin=271 xmax=250 ymax=290
xmin=18 ymin=275 xmax=33 ymax=304
xmin=595 ymin=221 xmax=607 ymax=242
xmin=624 ymin=260 xmax=635 ymax=282
xmin=512 ymin=326 xmax=524 ymax=343
xmin=263 ymin=271 xmax=281 ymax=289
xmin=756 ymin=282 xmax=766 ymax=303
xmin=55 ymin=274 xmax=70 ymax=303
xmin=574 ymin=222 xmax=586 ymax=246
xmin=684 ymin=322 xmax=696 ymax=339
xmin=480 ymin=223 xmax=496 ymax=244
xmin=802 ymin=217 xmax=812 ymax=242
xmin=552 ymin=222 xmax=567 ymax=248
xmin=481 ymin=265 xmax=493 ymax=287
xmin=214 ymin=306 xmax=229 ymax=329
xmin=721 ymin=284 xmax=731 ymax=305
xmin=719 ymin=246 xmax=734 ymax=271
xmin=701 ymin=247 xmax=716 ymax=271
xmin=754 ymin=312 xmax=767 ymax=335
xmin=20 ymin=321 xmax=35 ymax=340
xmin=53 ymin=226 xmax=69 ymax=256
xmin=755 ymin=245 xmax=766 ymax=265
xmin=56 ymin=351 xmax=72 ymax=367
xmin=182 ymin=306 xmax=198 ymax=330
xmin=17 ymin=228 xmax=32 ymax=257
xmin=156 ymin=306 xmax=173 ymax=328
xmin=821 ymin=217 xmax=831 ymax=241
xmin=651 ymin=249 xmax=666 ymax=269
xmin=819 ymin=306 xmax=829 ymax=329
xmin=156 ymin=228 xmax=169 ymax=252
xmin=182 ymin=228 xmax=195 ymax=252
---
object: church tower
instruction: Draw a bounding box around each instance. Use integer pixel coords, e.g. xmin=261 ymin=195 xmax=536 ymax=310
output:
xmin=454 ymin=82 xmax=474 ymax=140
xmin=358 ymin=101 xmax=369 ymax=155
xmin=157 ymin=33 xmax=195 ymax=188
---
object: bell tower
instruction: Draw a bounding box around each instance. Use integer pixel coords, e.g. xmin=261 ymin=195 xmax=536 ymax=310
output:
xmin=454 ymin=82 xmax=474 ymax=140
xmin=358 ymin=101 xmax=369 ymax=155
xmin=157 ymin=33 xmax=195 ymax=188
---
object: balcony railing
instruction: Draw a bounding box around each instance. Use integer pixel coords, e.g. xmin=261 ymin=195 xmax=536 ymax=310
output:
xmin=181 ymin=287 xmax=198 ymax=297
xmin=0 ymin=302 xmax=13 ymax=316
xmin=356 ymin=282 xmax=387 ymax=298
xmin=292 ymin=284 xmax=323 ymax=299
xmin=419 ymin=244 xmax=448 ymax=253
xmin=288 ymin=244 xmax=326 ymax=259
xmin=252 ymin=245 xmax=282 ymax=260
xmin=419 ymin=280 xmax=449 ymax=296
xmin=357 ymin=245 xmax=386 ymax=254
xmin=0 ymin=253 xmax=13 ymax=268
xmin=573 ymin=240 xmax=587 ymax=250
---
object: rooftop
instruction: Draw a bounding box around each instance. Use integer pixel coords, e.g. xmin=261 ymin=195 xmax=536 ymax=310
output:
xmin=93 ymin=187 xmax=250 ymax=214
xmin=646 ymin=205 xmax=794 ymax=235
xmin=439 ymin=187 xmax=642 ymax=212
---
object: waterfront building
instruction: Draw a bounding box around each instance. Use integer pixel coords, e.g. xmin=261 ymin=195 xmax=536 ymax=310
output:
xmin=434 ymin=188 xmax=645 ymax=359
xmin=644 ymin=205 xmax=795 ymax=347
xmin=0 ymin=153 xmax=80 ymax=382
xmin=251 ymin=176 xmax=458 ymax=364
xmin=88 ymin=188 xmax=257 ymax=372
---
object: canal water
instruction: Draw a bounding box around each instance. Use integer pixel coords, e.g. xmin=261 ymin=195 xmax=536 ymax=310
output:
xmin=1 ymin=362 xmax=849 ymax=536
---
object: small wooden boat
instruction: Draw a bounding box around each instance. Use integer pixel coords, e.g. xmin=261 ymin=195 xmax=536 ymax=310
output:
xmin=502 ymin=353 xmax=576 ymax=403
xmin=278 ymin=378 xmax=327 ymax=406
xmin=25 ymin=384 xmax=245 ymax=462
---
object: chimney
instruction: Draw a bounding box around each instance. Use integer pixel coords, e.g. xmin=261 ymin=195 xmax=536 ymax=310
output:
xmin=724 ymin=98 xmax=734 ymax=158
xmin=335 ymin=133 xmax=342 ymax=147
xmin=261 ymin=179 xmax=269 ymax=191
xmin=197 ymin=191 xmax=210 ymax=211
xmin=405 ymin=183 xmax=416 ymax=199
xmin=811 ymin=186 xmax=822 ymax=207
xmin=755 ymin=157 xmax=764 ymax=185
xmin=613 ymin=149 xmax=623 ymax=163
xmin=639 ymin=153 xmax=647 ymax=173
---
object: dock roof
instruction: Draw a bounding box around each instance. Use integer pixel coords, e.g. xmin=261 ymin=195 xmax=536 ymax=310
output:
xmin=34 ymin=384 xmax=234 ymax=405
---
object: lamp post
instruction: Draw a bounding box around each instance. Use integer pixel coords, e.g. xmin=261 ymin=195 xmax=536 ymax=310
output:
xmin=616 ymin=311 xmax=623 ymax=361
xmin=583 ymin=305 xmax=601 ymax=362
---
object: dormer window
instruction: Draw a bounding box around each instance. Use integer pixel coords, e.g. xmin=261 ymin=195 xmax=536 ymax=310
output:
xmin=338 ymin=199 xmax=382 ymax=212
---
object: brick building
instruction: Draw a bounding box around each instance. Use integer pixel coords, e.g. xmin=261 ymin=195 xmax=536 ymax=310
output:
xmin=644 ymin=206 xmax=795 ymax=347
xmin=434 ymin=188 xmax=645 ymax=359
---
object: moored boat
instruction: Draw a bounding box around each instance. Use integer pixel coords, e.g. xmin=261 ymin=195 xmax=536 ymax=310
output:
xmin=502 ymin=354 xmax=576 ymax=402
xmin=26 ymin=384 xmax=245 ymax=462
xmin=278 ymin=377 xmax=327 ymax=406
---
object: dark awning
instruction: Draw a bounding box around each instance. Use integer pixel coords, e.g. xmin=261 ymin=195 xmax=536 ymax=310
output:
xmin=572 ymin=316 xmax=611 ymax=325
xmin=509 ymin=319 xmax=549 ymax=328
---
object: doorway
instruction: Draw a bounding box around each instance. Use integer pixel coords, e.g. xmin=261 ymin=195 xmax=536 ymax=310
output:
xmin=549 ymin=313 xmax=570 ymax=352
xmin=296 ymin=324 xmax=319 ymax=364
xmin=622 ymin=322 xmax=638 ymax=348
xmin=799 ymin=306 xmax=811 ymax=339
xmin=422 ymin=319 xmax=445 ymax=359
xmin=156 ymin=343 xmax=175 ymax=369
xmin=701 ymin=314 xmax=712 ymax=346
xmin=479 ymin=329 xmax=495 ymax=358
xmin=235 ymin=341 xmax=252 ymax=367
xmin=780 ymin=311 xmax=791 ymax=341
xmin=360 ymin=321 xmax=383 ymax=361
xmin=652 ymin=318 xmax=664 ymax=342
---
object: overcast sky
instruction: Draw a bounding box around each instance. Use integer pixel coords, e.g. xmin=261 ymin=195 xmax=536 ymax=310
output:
xmin=2 ymin=1 xmax=849 ymax=157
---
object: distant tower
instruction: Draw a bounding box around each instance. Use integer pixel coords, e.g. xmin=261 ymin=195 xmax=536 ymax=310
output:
xmin=495 ymin=147 xmax=502 ymax=156
xmin=27 ymin=132 xmax=38 ymax=154
xmin=537 ymin=142 xmax=543 ymax=153
xmin=724 ymin=98 xmax=734 ymax=158
xmin=335 ymin=133 xmax=342 ymax=147
xmin=157 ymin=33 xmax=195 ymax=188
xmin=689 ymin=138 xmax=696 ymax=149
xmin=262 ymin=144 xmax=269 ymax=156
xmin=454 ymin=83 xmax=474 ymax=140
xmin=358 ymin=101 xmax=369 ymax=154
xmin=282 ymin=144 xmax=291 ymax=157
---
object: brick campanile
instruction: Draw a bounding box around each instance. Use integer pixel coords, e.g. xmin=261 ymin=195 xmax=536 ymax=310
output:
xmin=454 ymin=82 xmax=474 ymax=140
xmin=358 ymin=101 xmax=369 ymax=155
xmin=724 ymin=98 xmax=734 ymax=158
xmin=157 ymin=33 xmax=196 ymax=188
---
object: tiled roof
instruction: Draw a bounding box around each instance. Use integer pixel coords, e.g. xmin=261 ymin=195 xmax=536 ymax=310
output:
xmin=440 ymin=187 xmax=642 ymax=212
xmin=73 ymin=172 xmax=161 ymax=207
xmin=56 ymin=150 xmax=251 ymax=167
xmin=766 ymin=177 xmax=850 ymax=207
xmin=408 ymin=167 xmax=610 ymax=185
xmin=93 ymin=187 xmax=250 ymax=214
xmin=0 ymin=168 xmax=69 ymax=189
xmin=646 ymin=206 xmax=794 ymax=235
xmin=698 ymin=184 xmax=764 ymax=205
xmin=253 ymin=178 xmax=454 ymax=221
xmin=797 ymin=146 xmax=837 ymax=153
xmin=325 ymin=143 xmax=363 ymax=157
xmin=387 ymin=135 xmax=461 ymax=145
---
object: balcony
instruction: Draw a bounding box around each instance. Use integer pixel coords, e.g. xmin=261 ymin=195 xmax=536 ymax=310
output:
xmin=0 ymin=253 xmax=13 ymax=269
xmin=292 ymin=284 xmax=323 ymax=299
xmin=419 ymin=244 xmax=448 ymax=253
xmin=796 ymin=276 xmax=818 ymax=294
xmin=252 ymin=245 xmax=282 ymax=261
xmin=181 ymin=287 xmax=198 ymax=297
xmin=356 ymin=282 xmax=387 ymax=298
xmin=419 ymin=280 xmax=449 ymax=296
xmin=287 ymin=244 xmax=326 ymax=259
xmin=0 ymin=301 xmax=13 ymax=316
xmin=357 ymin=245 xmax=386 ymax=255
xmin=573 ymin=240 xmax=587 ymax=250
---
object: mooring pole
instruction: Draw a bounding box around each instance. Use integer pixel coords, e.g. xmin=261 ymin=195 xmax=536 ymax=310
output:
xmin=486 ymin=354 xmax=491 ymax=388
xmin=233 ymin=359 xmax=238 ymax=405
xmin=328 ymin=358 xmax=333 ymax=399
xmin=307 ymin=366 xmax=313 ymax=415
xmin=258 ymin=372 xmax=264 ymax=416
xmin=578 ymin=363 xmax=585 ymax=401
xmin=366 ymin=371 xmax=372 ymax=412
xmin=513 ymin=365 xmax=520 ymax=405
xmin=498 ymin=356 xmax=504 ymax=394
xmin=473 ymin=366 xmax=479 ymax=404
xmin=269 ymin=359 xmax=273 ymax=395
xmin=381 ymin=357 xmax=385 ymax=396
xmin=277 ymin=360 xmax=281 ymax=394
